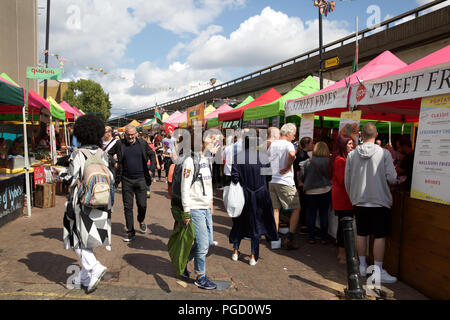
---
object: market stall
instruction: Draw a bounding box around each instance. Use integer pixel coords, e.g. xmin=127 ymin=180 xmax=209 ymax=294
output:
xmin=218 ymin=88 xmax=281 ymax=123
xmin=243 ymin=76 xmax=320 ymax=127
xmin=286 ymin=47 xmax=450 ymax=299
xmin=117 ymin=119 xmax=141 ymax=132
xmin=205 ymin=104 xmax=233 ymax=128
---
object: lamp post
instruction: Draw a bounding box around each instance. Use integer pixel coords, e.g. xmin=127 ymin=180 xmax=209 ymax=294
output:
xmin=43 ymin=0 xmax=51 ymax=99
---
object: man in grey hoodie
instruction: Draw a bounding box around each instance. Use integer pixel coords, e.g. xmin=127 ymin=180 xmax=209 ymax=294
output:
xmin=345 ymin=123 xmax=398 ymax=284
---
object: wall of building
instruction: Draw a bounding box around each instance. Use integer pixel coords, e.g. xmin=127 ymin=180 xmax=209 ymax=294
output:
xmin=0 ymin=0 xmax=39 ymax=92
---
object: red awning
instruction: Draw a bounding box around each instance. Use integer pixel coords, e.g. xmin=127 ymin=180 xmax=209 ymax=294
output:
xmin=218 ymin=88 xmax=281 ymax=122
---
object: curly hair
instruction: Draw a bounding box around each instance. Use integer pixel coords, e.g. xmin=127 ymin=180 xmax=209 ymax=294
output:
xmin=73 ymin=114 xmax=105 ymax=146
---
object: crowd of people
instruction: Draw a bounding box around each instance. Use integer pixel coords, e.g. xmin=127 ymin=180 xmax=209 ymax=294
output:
xmin=55 ymin=114 xmax=416 ymax=293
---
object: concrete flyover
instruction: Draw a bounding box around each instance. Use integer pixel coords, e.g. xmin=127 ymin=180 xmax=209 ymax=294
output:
xmin=108 ymin=0 xmax=450 ymax=124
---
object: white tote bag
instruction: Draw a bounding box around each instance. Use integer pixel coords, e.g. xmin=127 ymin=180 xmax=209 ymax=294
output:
xmin=223 ymin=182 xmax=245 ymax=218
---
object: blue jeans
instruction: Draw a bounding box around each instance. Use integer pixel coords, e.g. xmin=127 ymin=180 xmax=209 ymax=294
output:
xmin=206 ymin=209 xmax=214 ymax=245
xmin=234 ymin=237 xmax=260 ymax=261
xmin=188 ymin=209 xmax=210 ymax=276
xmin=305 ymin=191 xmax=331 ymax=241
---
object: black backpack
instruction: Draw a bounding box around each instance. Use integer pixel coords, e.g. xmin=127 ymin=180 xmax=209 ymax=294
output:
xmin=171 ymin=153 xmax=209 ymax=199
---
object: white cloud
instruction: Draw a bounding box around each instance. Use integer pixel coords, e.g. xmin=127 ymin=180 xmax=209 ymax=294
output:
xmin=179 ymin=7 xmax=351 ymax=69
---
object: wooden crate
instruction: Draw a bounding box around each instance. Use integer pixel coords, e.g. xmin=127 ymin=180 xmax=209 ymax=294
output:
xmin=55 ymin=180 xmax=69 ymax=195
xmin=35 ymin=183 xmax=56 ymax=208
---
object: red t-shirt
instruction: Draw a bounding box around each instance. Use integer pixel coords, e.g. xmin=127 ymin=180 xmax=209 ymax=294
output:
xmin=332 ymin=156 xmax=354 ymax=211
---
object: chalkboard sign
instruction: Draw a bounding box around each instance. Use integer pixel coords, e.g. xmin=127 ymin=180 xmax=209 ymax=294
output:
xmin=0 ymin=174 xmax=25 ymax=228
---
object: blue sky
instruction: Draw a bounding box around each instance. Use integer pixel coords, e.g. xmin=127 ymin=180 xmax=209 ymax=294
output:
xmin=37 ymin=0 xmax=447 ymax=117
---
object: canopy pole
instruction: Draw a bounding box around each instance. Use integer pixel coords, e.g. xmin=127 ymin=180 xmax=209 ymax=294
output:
xmin=23 ymin=79 xmax=32 ymax=218
xmin=49 ymin=114 xmax=54 ymax=164
xmin=389 ymin=122 xmax=392 ymax=145
xmin=64 ymin=121 xmax=69 ymax=155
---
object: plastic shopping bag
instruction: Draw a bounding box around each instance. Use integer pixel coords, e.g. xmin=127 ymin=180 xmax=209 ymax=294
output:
xmin=223 ymin=182 xmax=245 ymax=218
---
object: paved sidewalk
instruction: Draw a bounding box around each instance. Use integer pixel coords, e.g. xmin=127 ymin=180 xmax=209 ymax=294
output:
xmin=0 ymin=181 xmax=427 ymax=300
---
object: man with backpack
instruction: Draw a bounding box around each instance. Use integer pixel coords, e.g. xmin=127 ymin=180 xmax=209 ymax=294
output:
xmin=115 ymin=125 xmax=157 ymax=242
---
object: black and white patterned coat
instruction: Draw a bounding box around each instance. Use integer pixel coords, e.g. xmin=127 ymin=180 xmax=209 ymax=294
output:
xmin=61 ymin=145 xmax=115 ymax=250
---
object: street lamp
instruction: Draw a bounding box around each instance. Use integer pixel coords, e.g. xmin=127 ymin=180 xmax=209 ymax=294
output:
xmin=313 ymin=0 xmax=336 ymax=90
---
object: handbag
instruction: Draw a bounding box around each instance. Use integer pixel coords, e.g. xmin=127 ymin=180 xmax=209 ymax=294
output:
xmin=223 ymin=182 xmax=245 ymax=218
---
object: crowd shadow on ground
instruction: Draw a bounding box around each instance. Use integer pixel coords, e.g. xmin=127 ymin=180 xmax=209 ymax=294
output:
xmin=122 ymin=253 xmax=174 ymax=293
xmin=18 ymin=251 xmax=78 ymax=287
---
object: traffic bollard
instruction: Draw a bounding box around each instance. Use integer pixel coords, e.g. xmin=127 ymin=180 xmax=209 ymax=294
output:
xmin=342 ymin=216 xmax=366 ymax=300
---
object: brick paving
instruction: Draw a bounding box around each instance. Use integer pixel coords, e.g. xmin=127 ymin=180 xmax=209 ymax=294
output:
xmin=0 ymin=181 xmax=427 ymax=300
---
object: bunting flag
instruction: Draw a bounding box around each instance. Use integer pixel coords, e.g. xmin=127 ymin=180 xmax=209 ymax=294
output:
xmin=40 ymin=51 xmax=218 ymax=93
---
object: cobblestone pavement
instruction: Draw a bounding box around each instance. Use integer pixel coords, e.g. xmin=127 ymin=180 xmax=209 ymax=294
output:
xmin=0 ymin=181 xmax=427 ymax=300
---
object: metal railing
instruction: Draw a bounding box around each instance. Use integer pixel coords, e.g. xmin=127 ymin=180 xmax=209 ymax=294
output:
xmin=109 ymin=0 xmax=448 ymax=122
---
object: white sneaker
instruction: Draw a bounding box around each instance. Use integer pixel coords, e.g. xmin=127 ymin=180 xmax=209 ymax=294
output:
xmin=249 ymin=258 xmax=258 ymax=266
xmin=72 ymin=273 xmax=90 ymax=288
xmin=380 ymin=269 xmax=397 ymax=283
xmin=359 ymin=265 xmax=367 ymax=277
xmin=210 ymin=241 xmax=218 ymax=247
xmin=232 ymin=252 xmax=239 ymax=261
xmin=87 ymin=264 xmax=107 ymax=293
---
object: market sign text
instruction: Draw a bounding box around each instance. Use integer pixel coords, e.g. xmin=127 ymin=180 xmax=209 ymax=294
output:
xmin=26 ymin=67 xmax=62 ymax=80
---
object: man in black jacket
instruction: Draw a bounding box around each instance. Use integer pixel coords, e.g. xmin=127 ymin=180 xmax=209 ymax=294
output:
xmin=115 ymin=125 xmax=157 ymax=242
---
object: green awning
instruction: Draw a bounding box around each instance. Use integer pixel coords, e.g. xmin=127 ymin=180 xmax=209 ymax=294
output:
xmin=243 ymin=76 xmax=320 ymax=121
xmin=207 ymin=117 xmax=220 ymax=128
xmin=0 ymin=80 xmax=24 ymax=107
xmin=47 ymin=96 xmax=67 ymax=121
xmin=234 ymin=96 xmax=254 ymax=109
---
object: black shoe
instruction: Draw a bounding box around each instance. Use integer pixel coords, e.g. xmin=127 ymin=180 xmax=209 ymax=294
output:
xmin=123 ymin=233 xmax=135 ymax=242
xmin=139 ymin=223 xmax=147 ymax=234
xmin=181 ymin=267 xmax=190 ymax=279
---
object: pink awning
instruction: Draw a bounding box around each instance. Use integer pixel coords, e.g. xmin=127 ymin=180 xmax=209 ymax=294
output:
xmin=59 ymin=101 xmax=78 ymax=121
xmin=204 ymin=104 xmax=233 ymax=120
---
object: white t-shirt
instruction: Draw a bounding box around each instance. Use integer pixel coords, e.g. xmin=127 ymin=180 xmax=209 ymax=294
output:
xmin=268 ymin=139 xmax=295 ymax=186
xmin=223 ymin=140 xmax=243 ymax=176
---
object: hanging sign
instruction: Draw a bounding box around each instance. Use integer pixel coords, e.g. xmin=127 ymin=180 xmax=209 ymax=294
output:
xmin=299 ymin=113 xmax=315 ymax=141
xmin=339 ymin=110 xmax=362 ymax=145
xmin=26 ymin=67 xmax=61 ymax=80
xmin=411 ymin=94 xmax=450 ymax=205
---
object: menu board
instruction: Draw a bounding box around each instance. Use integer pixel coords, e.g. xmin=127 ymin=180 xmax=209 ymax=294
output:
xmin=339 ymin=111 xmax=362 ymax=145
xmin=411 ymin=94 xmax=450 ymax=205
xmin=299 ymin=113 xmax=314 ymax=141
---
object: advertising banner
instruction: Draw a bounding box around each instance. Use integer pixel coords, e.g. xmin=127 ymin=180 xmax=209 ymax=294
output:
xmin=339 ymin=111 xmax=362 ymax=145
xmin=411 ymin=94 xmax=450 ymax=205
xmin=26 ymin=67 xmax=61 ymax=80
xmin=349 ymin=62 xmax=450 ymax=107
xmin=187 ymin=103 xmax=205 ymax=127
xmin=285 ymin=87 xmax=348 ymax=117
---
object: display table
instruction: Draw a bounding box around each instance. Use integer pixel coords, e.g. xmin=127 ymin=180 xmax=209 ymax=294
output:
xmin=0 ymin=173 xmax=25 ymax=227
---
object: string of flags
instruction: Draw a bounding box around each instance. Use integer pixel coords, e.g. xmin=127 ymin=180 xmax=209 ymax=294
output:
xmin=40 ymin=50 xmax=218 ymax=93
xmin=313 ymin=0 xmax=336 ymax=16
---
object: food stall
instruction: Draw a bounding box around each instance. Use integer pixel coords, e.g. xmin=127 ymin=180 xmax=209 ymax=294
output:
xmin=285 ymin=46 xmax=450 ymax=299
